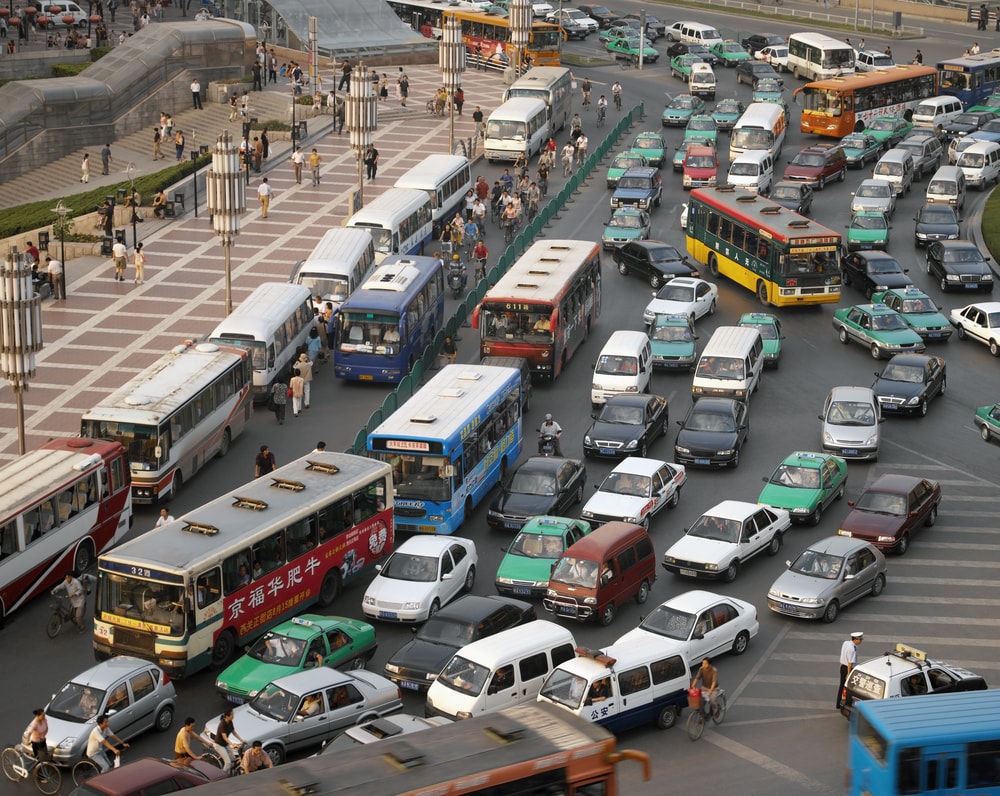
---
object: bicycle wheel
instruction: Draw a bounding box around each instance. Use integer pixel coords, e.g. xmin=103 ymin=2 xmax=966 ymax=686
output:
xmin=34 ymin=761 xmax=62 ymax=795
xmin=2 ymin=747 xmax=26 ymax=782
xmin=73 ymin=759 xmax=101 ymax=787
xmin=45 ymin=611 xmax=63 ymax=639
xmin=712 ymin=693 xmax=727 ymax=725
xmin=201 ymin=749 xmax=225 ymax=770
xmin=686 ymin=709 xmax=706 ymax=741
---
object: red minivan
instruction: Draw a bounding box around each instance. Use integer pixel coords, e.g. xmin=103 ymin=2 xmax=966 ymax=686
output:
xmin=682 ymin=144 xmax=719 ymax=189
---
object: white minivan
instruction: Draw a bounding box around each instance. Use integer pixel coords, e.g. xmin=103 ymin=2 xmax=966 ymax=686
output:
xmin=958 ymin=140 xmax=1000 ymax=190
xmin=425 ymin=621 xmax=576 ymax=720
xmin=289 ymin=228 xmax=376 ymax=309
xmin=925 ymin=164 xmax=966 ymax=209
xmin=727 ymin=151 xmax=775 ymax=195
xmin=912 ymin=96 xmax=964 ymax=134
xmin=691 ymin=326 xmax=764 ymax=400
xmin=591 ymin=330 xmax=652 ymax=407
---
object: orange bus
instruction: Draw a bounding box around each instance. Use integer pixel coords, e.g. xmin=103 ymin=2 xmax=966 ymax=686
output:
xmin=190 ymin=702 xmax=650 ymax=796
xmin=794 ymin=65 xmax=938 ymax=138
xmin=474 ymin=239 xmax=602 ymax=380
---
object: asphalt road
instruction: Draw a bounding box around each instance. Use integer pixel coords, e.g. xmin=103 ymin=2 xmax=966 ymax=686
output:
xmin=4 ymin=11 xmax=1000 ymax=796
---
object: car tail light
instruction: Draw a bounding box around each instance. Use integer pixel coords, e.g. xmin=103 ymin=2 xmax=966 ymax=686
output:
xmin=396 ymin=687 xmax=402 ymax=699
xmin=162 ymin=671 xmax=171 ymax=685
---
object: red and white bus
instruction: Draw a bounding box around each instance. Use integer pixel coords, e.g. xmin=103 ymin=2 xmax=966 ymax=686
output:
xmin=93 ymin=452 xmax=393 ymax=677
xmin=474 ymin=239 xmax=602 ymax=380
xmin=0 ymin=438 xmax=132 ymax=624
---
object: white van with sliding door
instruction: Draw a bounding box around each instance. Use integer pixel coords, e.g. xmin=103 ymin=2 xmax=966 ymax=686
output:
xmin=958 ymin=140 xmax=1000 ymax=189
xmin=591 ymin=330 xmax=652 ymax=407
xmin=691 ymin=326 xmax=764 ymax=400
xmin=925 ymin=165 xmax=966 ymax=209
xmin=483 ymin=98 xmax=550 ymax=163
xmin=727 ymin=151 xmax=775 ymax=195
xmin=912 ymin=96 xmax=964 ymax=135
xmin=729 ymin=102 xmax=786 ymax=161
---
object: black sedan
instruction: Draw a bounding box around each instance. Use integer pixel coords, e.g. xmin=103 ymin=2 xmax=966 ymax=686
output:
xmin=623 ymin=12 xmax=665 ymax=38
xmin=913 ymin=203 xmax=960 ymax=248
xmin=382 ymin=595 xmax=535 ymax=691
xmin=926 ymin=240 xmax=995 ymax=293
xmin=770 ymin=180 xmax=813 ymax=214
xmin=942 ymin=111 xmax=997 ymax=138
xmin=842 ymin=251 xmax=913 ymax=299
xmin=674 ymin=397 xmax=750 ymax=469
xmin=577 ymin=4 xmax=620 ymax=28
xmin=486 ymin=456 xmax=587 ymax=531
xmin=666 ymin=41 xmax=719 ymax=65
xmin=736 ymin=60 xmax=783 ymax=87
xmin=583 ymin=393 xmax=669 ymax=459
xmin=613 ymin=240 xmax=698 ymax=288
xmin=871 ymin=354 xmax=946 ymax=416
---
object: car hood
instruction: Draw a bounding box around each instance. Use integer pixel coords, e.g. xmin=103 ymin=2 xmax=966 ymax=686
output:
xmin=824 ymin=421 xmax=877 ymax=445
xmin=915 ymin=221 xmax=959 ymax=235
xmin=613 ymin=187 xmax=655 ymax=199
xmin=840 ymin=508 xmax=903 ymax=536
xmin=873 ymin=378 xmax=923 ymax=400
xmin=220 ymin=702 xmax=293 ymax=742
xmin=759 ymin=482 xmax=823 ymax=510
xmin=365 ymin=575 xmax=433 ymax=606
xmin=491 ymin=490 xmax=559 ymax=517
xmin=44 ymin=714 xmax=90 ymax=755
xmin=583 ymin=492 xmax=650 ymax=517
xmin=586 ymin=419 xmax=643 ymax=443
xmin=873 ymin=328 xmax=923 ymax=345
xmin=871 ymin=273 xmax=913 ymax=289
xmin=676 ymin=427 xmax=737 ymax=448
xmin=852 ymin=199 xmax=893 ymax=213
xmin=665 ymin=534 xmax=736 ymax=566
xmin=769 ymin=568 xmax=832 ymax=599
xmin=646 ymin=298 xmax=695 ymax=316
xmin=218 ymin=658 xmax=298 ymax=696
xmin=386 ymin=637 xmax=457 ymax=676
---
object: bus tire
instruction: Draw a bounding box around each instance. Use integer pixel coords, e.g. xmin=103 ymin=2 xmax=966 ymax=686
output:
xmin=74 ymin=540 xmax=95 ymax=573
xmin=218 ymin=428 xmax=231 ymax=458
xmin=792 ymin=66 xmax=800 ymax=80
xmin=318 ymin=568 xmax=341 ymax=607
xmin=708 ymin=253 xmax=720 ymax=277
xmin=210 ymin=629 xmax=237 ymax=668
xmin=171 ymin=471 xmax=183 ymax=499
xmin=756 ymin=281 xmax=768 ymax=305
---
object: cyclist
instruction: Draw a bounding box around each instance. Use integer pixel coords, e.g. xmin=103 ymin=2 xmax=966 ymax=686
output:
xmin=526 ymin=181 xmax=541 ymax=219
xmin=575 ymin=132 xmax=589 ymax=167
xmin=27 ymin=709 xmax=49 ymax=762
xmin=611 ymin=80 xmax=623 ymax=111
xmin=507 ymin=189 xmax=523 ymax=221
xmin=536 ymin=160 xmax=550 ymax=197
xmin=581 ymin=77 xmax=592 ymax=107
xmin=570 ymin=112 xmax=582 ymax=132
xmin=596 ymin=94 xmax=608 ymax=124
xmin=691 ymin=658 xmax=720 ymax=711
xmin=472 ymin=239 xmax=489 ymax=279
xmin=502 ymin=201 xmax=520 ymax=240
xmin=516 ymin=171 xmax=531 ymax=203
xmin=86 ymin=714 xmax=128 ymax=774
xmin=174 ymin=716 xmax=213 ymax=762
xmin=212 ymin=708 xmax=246 ymax=770
xmin=499 ymin=168 xmax=514 ymax=194
xmin=471 ymin=198 xmax=487 ymax=234
xmin=561 ymin=141 xmax=575 ymax=176
xmin=463 ymin=216 xmax=479 ymax=256
xmin=538 ymin=413 xmax=563 ymax=456
xmin=513 ymin=151 xmax=529 ymax=180
xmin=542 ymin=136 xmax=557 ymax=168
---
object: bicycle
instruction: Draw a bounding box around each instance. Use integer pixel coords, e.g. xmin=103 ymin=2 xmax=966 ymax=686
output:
xmin=596 ymin=106 xmax=606 ymax=127
xmin=47 ymin=594 xmax=80 ymax=638
xmin=617 ymin=54 xmax=637 ymax=70
xmin=202 ymin=741 xmax=246 ymax=777
xmin=686 ymin=688 xmax=726 ymax=741
xmin=613 ymin=92 xmax=622 ymax=112
xmin=72 ymin=746 xmax=124 ymax=787
xmin=502 ymin=215 xmax=520 ymax=245
xmin=2 ymin=744 xmax=62 ymax=795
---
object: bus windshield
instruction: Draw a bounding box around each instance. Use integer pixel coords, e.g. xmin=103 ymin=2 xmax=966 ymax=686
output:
xmin=731 ymin=129 xmax=773 ymax=150
xmin=210 ymin=336 xmax=267 ymax=369
xmin=372 ymin=452 xmax=451 ymax=501
xmin=480 ymin=307 xmax=553 ymax=341
xmin=540 ymin=668 xmax=587 ymax=709
xmin=80 ymin=419 xmax=161 ymax=468
xmin=778 ymin=250 xmax=837 ymax=276
xmin=337 ymin=311 xmax=401 ymax=353
xmin=295 ymin=272 xmax=350 ymax=303
xmin=356 ymin=226 xmax=393 ymax=253
xmin=529 ymin=30 xmax=562 ymax=49
xmin=487 ymin=119 xmax=526 ymax=140
xmin=98 ymin=572 xmax=185 ymax=636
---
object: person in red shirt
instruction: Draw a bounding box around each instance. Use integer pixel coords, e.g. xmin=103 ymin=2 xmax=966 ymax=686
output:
xmin=475 ymin=175 xmax=489 ymax=201
xmin=472 ymin=239 xmax=489 ymax=280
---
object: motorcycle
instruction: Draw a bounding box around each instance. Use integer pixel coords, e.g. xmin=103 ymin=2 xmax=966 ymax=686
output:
xmin=447 ymin=260 xmax=468 ymax=299
xmin=537 ymin=432 xmax=558 ymax=457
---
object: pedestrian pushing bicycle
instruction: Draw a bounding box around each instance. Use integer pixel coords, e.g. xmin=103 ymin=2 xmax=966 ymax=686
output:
xmin=611 ymin=80 xmax=623 ymax=111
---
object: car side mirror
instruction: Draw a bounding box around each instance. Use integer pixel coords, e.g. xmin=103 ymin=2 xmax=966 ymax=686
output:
xmin=818 ymin=414 xmax=825 ymax=421
xmin=676 ymin=419 xmax=683 ymax=426
xmin=785 ymin=559 xmax=792 ymax=567
xmin=844 ymin=573 xmax=856 ymax=581
xmin=441 ymin=572 xmax=453 ymax=581
xmin=847 ymin=500 xmax=856 ymax=508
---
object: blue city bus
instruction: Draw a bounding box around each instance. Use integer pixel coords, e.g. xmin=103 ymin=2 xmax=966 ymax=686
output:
xmin=367 ymin=364 xmax=523 ymax=534
xmin=333 ymin=255 xmax=445 ymax=383
xmin=938 ymin=52 xmax=1000 ymax=107
xmin=849 ymin=690 xmax=1000 ymax=796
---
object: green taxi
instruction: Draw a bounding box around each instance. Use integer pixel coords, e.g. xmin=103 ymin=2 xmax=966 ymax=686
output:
xmin=494 ymin=516 xmax=593 ymax=599
xmin=629 ymin=132 xmax=667 ymax=167
xmin=710 ymin=40 xmax=751 ymax=66
xmin=661 ymin=93 xmax=705 ymax=126
xmin=669 ymin=53 xmax=701 ymax=80
xmin=711 ymin=98 xmax=745 ymax=132
xmin=974 ymin=401 xmax=1000 ymax=443
xmin=606 ymin=150 xmax=649 ymax=188
xmin=752 ymin=78 xmax=783 ymax=103
xmin=846 ymin=211 xmax=891 ymax=252
xmin=866 ymin=116 xmax=913 ymax=149
xmin=758 ymin=451 xmax=848 ymax=526
xmin=737 ymin=312 xmax=783 ymax=368
xmin=602 ymin=206 xmax=651 ymax=250
xmin=672 ymin=137 xmax=714 ymax=171
xmin=967 ymin=90 xmax=1000 ymax=114
xmin=215 ymin=615 xmax=378 ymax=703
xmin=840 ymin=132 xmax=883 ymax=168
xmin=606 ymin=36 xmax=659 ymax=63
xmin=832 ymin=303 xmax=926 ymax=359
xmin=649 ymin=313 xmax=698 ymax=370
xmin=871 ymin=287 xmax=953 ymax=342
xmin=684 ymin=114 xmax=718 ymax=143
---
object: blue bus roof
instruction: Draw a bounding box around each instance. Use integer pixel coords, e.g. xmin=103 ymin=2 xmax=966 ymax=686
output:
xmin=339 ymin=255 xmax=442 ymax=315
xmin=857 ymin=690 xmax=1000 ymax=745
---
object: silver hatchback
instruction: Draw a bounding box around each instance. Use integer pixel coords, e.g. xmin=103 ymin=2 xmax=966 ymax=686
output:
xmin=819 ymin=386 xmax=882 ymax=461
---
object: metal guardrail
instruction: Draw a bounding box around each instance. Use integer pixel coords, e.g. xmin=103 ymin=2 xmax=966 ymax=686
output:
xmin=703 ymin=0 xmax=925 ymax=35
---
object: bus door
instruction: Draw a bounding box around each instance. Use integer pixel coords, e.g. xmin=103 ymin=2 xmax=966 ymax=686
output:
xmin=900 ymin=745 xmax=964 ymax=795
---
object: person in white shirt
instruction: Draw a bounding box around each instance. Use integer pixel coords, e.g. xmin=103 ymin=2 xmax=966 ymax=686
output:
xmin=86 ymin=715 xmax=127 ymax=773
xmin=155 ymin=507 xmax=175 ymax=528
xmin=837 ymin=632 xmax=863 ymax=708
xmin=52 ymin=572 xmax=87 ymax=631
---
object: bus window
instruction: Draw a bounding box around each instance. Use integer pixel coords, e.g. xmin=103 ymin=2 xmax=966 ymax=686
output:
xmin=55 ymin=488 xmax=75 ymax=523
xmin=253 ymin=531 xmax=285 ymax=575
xmin=286 ymin=518 xmax=316 ymax=558
xmin=196 ymin=569 xmax=222 ymax=607
xmin=0 ymin=520 xmax=16 ymax=559
xmin=222 ymin=548 xmax=253 ymax=594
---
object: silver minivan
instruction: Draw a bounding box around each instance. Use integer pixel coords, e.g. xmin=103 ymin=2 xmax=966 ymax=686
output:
xmin=872 ymin=149 xmax=915 ymax=197
xmin=925 ymin=164 xmax=966 ymax=209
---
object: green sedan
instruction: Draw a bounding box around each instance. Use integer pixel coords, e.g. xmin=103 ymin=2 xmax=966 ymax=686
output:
xmin=684 ymin=114 xmax=718 ymax=143
xmin=974 ymin=401 xmax=1000 ymax=443
xmin=832 ymin=303 xmax=926 ymax=359
xmin=602 ymin=206 xmax=651 ymax=250
xmin=968 ymin=91 xmax=1000 ymax=114
xmin=661 ymin=93 xmax=705 ymax=126
xmin=871 ymin=287 xmax=953 ymax=342
xmin=866 ymin=116 xmax=913 ymax=149
xmin=600 ymin=23 xmax=636 ymax=43
xmin=840 ymin=132 xmax=883 ymax=168
xmin=629 ymin=132 xmax=667 ymax=167
xmin=672 ymin=137 xmax=714 ymax=171
xmin=494 ymin=516 xmax=593 ymax=598
xmin=711 ymin=98 xmax=745 ymax=132
xmin=758 ymin=451 xmax=848 ymax=526
xmin=737 ymin=312 xmax=783 ymax=368
xmin=606 ymin=151 xmax=649 ymax=188
xmin=753 ymin=79 xmax=784 ymax=103
xmin=606 ymin=36 xmax=659 ymax=63
xmin=669 ymin=53 xmax=701 ymax=80
xmin=215 ymin=615 xmax=378 ymax=703
xmin=846 ymin=211 xmax=891 ymax=252
xmin=710 ymin=40 xmax=751 ymax=66
xmin=649 ymin=313 xmax=698 ymax=370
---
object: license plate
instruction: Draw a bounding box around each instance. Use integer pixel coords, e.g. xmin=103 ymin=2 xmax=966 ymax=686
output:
xmin=512 ymin=587 xmax=531 ymax=596
xmin=695 ymin=458 xmax=711 ymax=465
xmin=965 ymin=283 xmax=978 ymax=289
xmin=883 ymin=404 xmax=896 ymax=410
xmin=780 ymin=602 xmax=795 ymax=612
xmin=505 ymin=522 xmax=521 ymax=530
xmin=842 ymin=448 xmax=858 ymax=455
xmin=360 ymin=374 xmax=374 ymax=380
xmin=557 ymin=605 xmax=577 ymax=615
xmin=680 ymin=568 xmax=697 ymax=577
xmin=400 ymin=681 xmax=421 ymax=691
xmin=378 ymin=610 xmax=398 ymax=619
xmin=599 ymin=448 xmax=615 ymax=456
xmin=227 ymin=695 xmax=245 ymax=704
xmin=928 ymin=332 xmax=941 ymax=339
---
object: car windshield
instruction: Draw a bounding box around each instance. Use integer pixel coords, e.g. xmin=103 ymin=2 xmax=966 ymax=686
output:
xmin=869 ymin=259 xmax=902 ymax=274
xmin=648 ymin=245 xmax=681 ymax=262
xmin=652 ymin=324 xmax=692 ymax=342
xmin=900 ymin=297 xmax=936 ymax=313
xmin=880 ymin=363 xmax=925 ymax=383
xmin=47 ymin=682 xmax=108 ymax=722
xmin=539 ymin=669 xmax=588 ymax=710
xmin=595 ymin=354 xmax=639 ymax=375
xmin=551 ymin=556 xmax=599 ymax=588
xmin=855 ymin=489 xmax=906 ymax=516
xmin=249 ymin=683 xmax=300 ymax=722
xmin=601 ymin=470 xmax=652 ymax=497
xmin=729 ymin=162 xmax=759 ymax=176
xmin=828 ymin=400 xmax=876 ymax=425
xmin=857 ymin=183 xmax=891 ymax=198
xmin=960 ymin=153 xmax=986 ymax=168
xmin=381 ymin=552 xmax=438 ymax=582
xmin=872 ymin=313 xmax=907 ymax=331
xmin=687 ymin=156 xmax=716 ymax=168
xmin=636 ymin=604 xmax=695 ymax=640
xmin=686 ymin=406 xmax=737 ymax=430
xmin=618 ymin=176 xmax=651 ymax=189
xmin=772 ymin=186 xmax=800 ymax=200
xmin=794 ymin=154 xmax=826 ymax=168
xmin=870 ymin=118 xmax=901 ymax=132
xmin=247 ymin=633 xmax=307 ymax=666
xmin=508 ymin=470 xmax=558 ymax=496
xmin=609 ymin=213 xmax=643 ymax=229
xmin=634 ymin=137 xmax=661 ymax=150
xmin=688 ymin=515 xmax=741 ymax=543
xmin=695 ymin=356 xmax=743 ymax=380
xmin=744 ymin=322 xmax=777 ymax=339
xmin=670 ymin=98 xmax=696 ymax=109
xmin=768 ymin=464 xmax=821 ymax=488
xmin=851 ymin=215 xmax=888 ymax=231
xmin=716 ymin=101 xmax=740 ymax=113
xmin=417 ymin=616 xmax=476 ymax=644
xmin=613 ymin=155 xmax=641 ymax=169
xmin=943 ymin=247 xmax=984 ymax=264
xmin=597 ymin=403 xmax=644 ymax=425
xmin=919 ymin=206 xmax=957 ymax=223
xmin=756 ymin=80 xmax=781 ymax=91
xmin=437 ymin=656 xmax=491 ymax=696
xmin=688 ymin=118 xmax=714 ymax=131
xmin=842 ymin=136 xmax=867 ymax=149
xmin=509 ymin=531 xmax=564 ymax=559
xmin=657 ymin=285 xmax=694 ymax=302
xmin=789 ymin=550 xmax=843 ymax=580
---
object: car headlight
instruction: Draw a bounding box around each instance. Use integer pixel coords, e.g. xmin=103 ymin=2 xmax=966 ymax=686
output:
xmin=583 ymin=434 xmax=592 ymax=445
xmin=625 ymin=515 xmax=639 ymax=523
xmin=791 ymin=507 xmax=810 ymax=515
xmin=384 ymin=663 xmax=400 ymax=673
xmin=402 ymin=601 xmax=422 ymax=611
xmin=363 ymin=595 xmax=376 ymax=606
xmin=946 ymin=274 xmax=959 ymax=281
xmin=904 ymin=396 xmax=920 ymax=406
xmin=877 ymin=535 xmax=896 ymax=543
xmin=487 ymin=509 xmax=502 ymax=518
xmin=625 ymin=385 xmax=638 ymax=392
xmin=767 ymin=588 xmax=780 ymax=598
xmin=624 ymin=439 xmax=638 ymax=449
xmin=675 ymin=445 xmax=690 ymax=454
xmin=57 ymin=738 xmax=75 ymax=750
xmin=546 ymin=588 xmax=557 ymax=597
xmin=823 ymin=431 xmax=834 ymax=444
xmin=583 ymin=597 xmax=597 ymax=605
xmin=718 ymin=448 xmax=735 ymax=455
xmin=496 ymin=576 xmax=513 ymax=585
xmin=704 ymin=562 xmax=719 ymax=571
xmin=531 ymin=580 xmax=549 ymax=588
xmin=215 ymin=679 xmax=224 ymax=689
xmin=864 ymin=433 xmax=879 ymax=445
xmin=800 ymin=596 xmax=824 ymax=605
xmin=582 ymin=509 xmax=595 ymax=519
xmin=984 ymin=274 xmax=993 ymax=281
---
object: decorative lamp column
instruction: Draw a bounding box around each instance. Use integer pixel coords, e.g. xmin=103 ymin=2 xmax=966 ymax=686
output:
xmin=205 ymin=131 xmax=246 ymax=316
xmin=439 ymin=15 xmax=466 ymax=155
xmin=52 ymin=200 xmax=69 ymax=301
xmin=345 ymin=62 xmax=378 ymax=207
xmin=125 ymin=161 xmax=139 ymax=249
xmin=510 ymin=0 xmax=532 ymax=78
xmin=1 ymin=251 xmax=44 ymax=455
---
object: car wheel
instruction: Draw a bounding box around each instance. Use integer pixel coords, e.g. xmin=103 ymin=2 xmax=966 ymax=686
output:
xmin=668 ymin=488 xmax=680 ymax=508
xmin=708 ymin=299 xmax=716 ymax=316
xmin=939 ymin=378 xmax=946 ymax=396
xmin=839 ymin=328 xmax=849 ymax=344
xmin=839 ymin=168 xmax=847 ymax=182
xmin=154 ymin=704 xmax=174 ymax=732
xmin=730 ymin=448 xmax=739 ymax=469
xmin=810 ymin=503 xmax=823 ymax=526
xmin=463 ymin=566 xmax=476 ymax=593
xmin=870 ymin=573 xmax=886 ymax=597
xmin=732 ymin=630 xmax=750 ymax=656
xmin=723 ymin=560 xmax=739 ymax=583
xmin=956 ymin=325 xmax=967 ymax=340
xmin=638 ymin=441 xmax=647 ymax=458
xmin=925 ymin=504 xmax=938 ymax=527
xmin=940 ymin=277 xmax=948 ymax=292
xmin=836 ymin=481 xmax=846 ymax=500
xmin=599 ymin=601 xmax=617 ymax=626
xmin=650 ymin=273 xmax=662 ymax=289
xmin=822 ymin=600 xmax=840 ymax=623
xmin=635 ymin=579 xmax=650 ymax=604
xmin=656 ymin=704 xmax=678 ymax=729
xmin=990 ymin=338 xmax=1000 ymax=356
xmin=264 ymin=744 xmax=285 ymax=767
xmin=428 ymin=599 xmax=441 ymax=618
xmin=818 ymin=176 xmax=826 ymax=190
xmin=926 ymin=258 xmax=932 ymax=274
xmin=983 ymin=424 xmax=992 ymax=442
xmin=896 ymin=534 xmax=910 ymax=555
xmin=767 ymin=534 xmax=782 ymax=555
xmin=574 ymin=484 xmax=583 ymax=505
xmin=346 ymin=655 xmax=367 ymax=670
xmin=870 ymin=343 xmax=881 ymax=359
xmin=618 ymin=262 xmax=628 ymax=275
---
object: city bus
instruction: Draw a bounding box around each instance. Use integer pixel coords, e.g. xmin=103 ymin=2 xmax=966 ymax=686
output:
xmin=346 ymin=187 xmax=434 ymax=265
xmin=938 ymin=51 xmax=1000 ymax=107
xmin=289 ymin=228 xmax=377 ymax=310
xmin=787 ymin=32 xmax=855 ymax=81
xmin=795 ymin=65 xmax=939 ymax=138
xmin=393 ymin=154 xmax=472 ymax=238
xmin=208 ymin=283 xmax=314 ymax=404
xmin=503 ymin=66 xmax=574 ymax=132
xmin=333 ymin=255 xmax=445 ymax=383
xmin=473 ymin=239 xmax=602 ymax=380
xmin=93 ymin=452 xmax=393 ymax=676
xmin=0 ymin=438 xmax=131 ymax=625
xmin=387 ymin=0 xmax=564 ymax=67
xmin=685 ymin=186 xmax=842 ymax=306
xmin=367 ymin=364 xmax=523 ymax=535
xmin=849 ymin=690 xmax=1000 ymax=796
xmin=189 ymin=703 xmax=651 ymax=796
xmin=80 ymin=341 xmax=252 ymax=504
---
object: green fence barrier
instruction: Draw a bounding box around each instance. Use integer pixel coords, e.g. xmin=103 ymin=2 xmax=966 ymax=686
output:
xmin=397 ymin=373 xmax=413 ymax=402
xmin=446 ymin=315 xmax=458 ymax=339
xmin=352 ymin=429 xmax=366 ymax=455
xmin=380 ymin=392 xmax=397 ymax=419
xmin=411 ymin=358 xmax=425 ymax=387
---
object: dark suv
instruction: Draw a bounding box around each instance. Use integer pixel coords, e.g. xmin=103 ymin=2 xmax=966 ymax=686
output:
xmin=782 ymin=144 xmax=848 ymax=189
xmin=611 ymin=166 xmax=663 ymax=210
xmin=576 ymin=4 xmax=620 ymax=29
xmin=741 ymin=33 xmax=784 ymax=55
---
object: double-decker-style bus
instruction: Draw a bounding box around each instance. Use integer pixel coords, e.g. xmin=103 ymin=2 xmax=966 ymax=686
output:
xmin=685 ymin=187 xmax=842 ymax=306
xmin=473 ymin=239 xmax=601 ymax=380
xmin=93 ymin=452 xmax=393 ymax=676
xmin=938 ymin=51 xmax=1000 ymax=107
xmin=387 ymin=0 xmax=564 ymax=67
xmin=80 ymin=341 xmax=252 ymax=504
xmin=0 ymin=438 xmax=131 ymax=625
xmin=367 ymin=364 xmax=523 ymax=535
xmin=333 ymin=255 xmax=445 ymax=384
xmin=795 ymin=65 xmax=938 ymax=138
xmin=191 ymin=703 xmax=651 ymax=796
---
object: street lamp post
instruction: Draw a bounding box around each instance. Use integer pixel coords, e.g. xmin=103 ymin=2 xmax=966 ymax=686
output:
xmin=125 ymin=162 xmax=139 ymax=249
xmin=439 ymin=15 xmax=466 ymax=155
xmin=345 ymin=61 xmax=378 ymax=207
xmin=205 ymin=131 xmax=246 ymax=316
xmin=52 ymin=200 xmax=69 ymax=301
xmin=510 ymin=0 xmax=531 ymax=78
xmin=0 ymin=250 xmax=44 ymax=455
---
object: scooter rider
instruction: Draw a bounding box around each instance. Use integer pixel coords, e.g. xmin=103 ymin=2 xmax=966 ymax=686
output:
xmin=538 ymin=413 xmax=563 ymax=456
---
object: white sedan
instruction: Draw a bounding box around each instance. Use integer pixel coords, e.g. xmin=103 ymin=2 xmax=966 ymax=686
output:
xmin=661 ymin=500 xmax=790 ymax=582
xmin=950 ymin=302 xmax=1000 ymax=356
xmin=362 ymin=536 xmax=478 ymax=622
xmin=756 ymin=45 xmax=788 ymax=71
xmin=616 ymin=590 xmax=759 ymax=660
xmin=581 ymin=457 xmax=686 ymax=529
xmin=643 ymin=276 xmax=718 ymax=325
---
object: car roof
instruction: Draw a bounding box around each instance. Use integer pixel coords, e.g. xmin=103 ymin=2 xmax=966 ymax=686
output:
xmin=779 ymin=451 xmax=833 ymax=469
xmin=80 ymin=758 xmax=226 ymax=793
xmin=621 ymin=166 xmax=658 ymax=177
xmin=882 ymin=353 xmax=933 ymax=368
xmin=687 ymin=145 xmax=716 ymax=156
xmin=828 ymin=385 xmax=876 ymax=402
xmin=691 ymin=396 xmax=740 ymax=412
xmin=884 ymin=286 xmax=931 ymax=298
xmin=68 ymin=656 xmax=159 ymax=689
xmin=802 ymin=534 xmax=872 ymax=556
xmin=395 ymin=535 xmax=471 ymax=555
xmin=862 ymin=303 xmax=900 ymax=316
xmin=269 ymin=615 xmax=345 ymax=640
xmin=427 ymin=594 xmax=531 ymax=623
xmin=659 ymin=589 xmax=737 ymax=612
xmin=612 ymin=206 xmax=646 ymax=215
xmin=268 ymin=665 xmax=358 ymax=692
xmin=520 ymin=515 xmax=590 ymax=535
xmin=703 ymin=500 xmax=760 ymax=521
xmin=603 ymin=393 xmax=658 ymax=409
xmin=608 ymin=456 xmax=670 ymax=477
xmin=864 ymin=473 xmax=929 ymax=494
xmin=961 ymin=301 xmax=1000 ymax=313
xmin=517 ymin=456 xmax=575 ymax=475
xmin=933 ymin=239 xmax=978 ymax=250
xmin=738 ymin=312 xmax=778 ymax=325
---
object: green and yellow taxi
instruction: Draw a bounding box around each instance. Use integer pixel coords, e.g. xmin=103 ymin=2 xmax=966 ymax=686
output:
xmin=661 ymin=93 xmax=705 ymax=126
xmin=832 ymin=303 xmax=926 ymax=359
xmin=974 ymin=401 xmax=1000 ymax=443
xmin=711 ymin=98 xmax=745 ymax=132
xmin=684 ymin=114 xmax=718 ymax=144
xmin=871 ymin=287 xmax=953 ymax=342
xmin=602 ymin=206 xmax=651 ymax=250
xmin=968 ymin=90 xmax=1000 ymax=114
xmin=629 ymin=131 xmax=667 ymax=167
xmin=648 ymin=313 xmax=699 ymax=370
xmin=672 ymin=137 xmax=715 ymax=171
xmin=710 ymin=39 xmax=751 ymax=66
xmin=866 ymin=115 xmax=913 ymax=149
xmin=494 ymin=516 xmax=593 ymax=599
xmin=599 ymin=22 xmax=638 ymax=43
xmin=215 ymin=615 xmax=378 ymax=704
xmin=758 ymin=451 xmax=848 ymax=526
xmin=606 ymin=36 xmax=659 ymax=63
xmin=737 ymin=312 xmax=784 ymax=368
xmin=606 ymin=150 xmax=649 ymax=188
xmin=669 ymin=53 xmax=701 ymax=80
